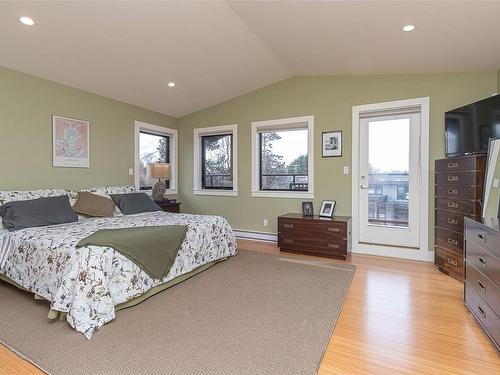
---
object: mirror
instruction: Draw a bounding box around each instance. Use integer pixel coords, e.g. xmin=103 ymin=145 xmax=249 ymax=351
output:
xmin=483 ymin=138 xmax=500 ymax=219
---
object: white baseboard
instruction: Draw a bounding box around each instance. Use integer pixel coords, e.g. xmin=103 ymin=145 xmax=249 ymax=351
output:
xmin=233 ymin=229 xmax=277 ymax=243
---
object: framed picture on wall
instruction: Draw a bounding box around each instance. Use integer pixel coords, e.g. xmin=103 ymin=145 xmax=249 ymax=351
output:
xmin=52 ymin=115 xmax=90 ymax=168
xmin=322 ymin=130 xmax=342 ymax=157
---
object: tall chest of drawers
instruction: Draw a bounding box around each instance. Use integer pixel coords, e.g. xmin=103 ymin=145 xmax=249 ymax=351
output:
xmin=278 ymin=214 xmax=351 ymax=260
xmin=464 ymin=217 xmax=500 ymax=351
xmin=434 ymin=155 xmax=486 ymax=281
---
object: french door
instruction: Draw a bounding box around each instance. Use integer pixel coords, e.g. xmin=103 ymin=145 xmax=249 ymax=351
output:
xmin=358 ymin=111 xmax=421 ymax=248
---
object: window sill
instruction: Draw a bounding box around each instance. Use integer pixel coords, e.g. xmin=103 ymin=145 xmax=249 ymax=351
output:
xmin=193 ymin=189 xmax=238 ymax=197
xmin=251 ymin=191 xmax=314 ymax=199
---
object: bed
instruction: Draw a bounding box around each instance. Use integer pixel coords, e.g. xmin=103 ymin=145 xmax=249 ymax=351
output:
xmin=0 ymin=187 xmax=237 ymax=339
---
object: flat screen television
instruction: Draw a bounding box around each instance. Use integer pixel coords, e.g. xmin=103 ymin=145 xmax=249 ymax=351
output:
xmin=445 ymin=94 xmax=500 ymax=157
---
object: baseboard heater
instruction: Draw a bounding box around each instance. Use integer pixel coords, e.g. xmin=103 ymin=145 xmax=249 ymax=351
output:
xmin=233 ymin=229 xmax=277 ymax=243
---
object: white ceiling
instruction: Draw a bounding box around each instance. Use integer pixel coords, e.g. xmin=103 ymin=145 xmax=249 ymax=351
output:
xmin=1 ymin=1 xmax=499 ymax=117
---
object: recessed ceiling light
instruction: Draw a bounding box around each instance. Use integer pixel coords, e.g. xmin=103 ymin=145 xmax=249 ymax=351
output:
xmin=168 ymin=82 xmax=176 ymax=87
xmin=19 ymin=16 xmax=35 ymax=26
xmin=402 ymin=25 xmax=416 ymax=32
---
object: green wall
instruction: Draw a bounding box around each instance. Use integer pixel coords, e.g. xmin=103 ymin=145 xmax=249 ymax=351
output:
xmin=2 ymin=66 xmax=498 ymax=251
xmin=179 ymin=73 xmax=498 ymax=250
xmin=0 ymin=67 xmax=178 ymax=191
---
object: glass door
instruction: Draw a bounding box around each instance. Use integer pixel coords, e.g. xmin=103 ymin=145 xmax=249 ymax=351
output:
xmin=358 ymin=112 xmax=420 ymax=248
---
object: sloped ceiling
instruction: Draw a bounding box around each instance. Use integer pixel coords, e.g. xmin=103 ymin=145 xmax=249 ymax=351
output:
xmin=0 ymin=1 xmax=499 ymax=117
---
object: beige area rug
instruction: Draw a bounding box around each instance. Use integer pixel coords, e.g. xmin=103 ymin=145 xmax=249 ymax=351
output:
xmin=0 ymin=250 xmax=355 ymax=375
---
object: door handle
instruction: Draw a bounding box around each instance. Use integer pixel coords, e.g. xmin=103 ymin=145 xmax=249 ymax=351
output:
xmin=361 ymin=185 xmax=370 ymax=189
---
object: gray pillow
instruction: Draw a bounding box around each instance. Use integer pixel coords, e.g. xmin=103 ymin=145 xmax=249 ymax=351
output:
xmin=110 ymin=193 xmax=162 ymax=215
xmin=0 ymin=195 xmax=78 ymax=231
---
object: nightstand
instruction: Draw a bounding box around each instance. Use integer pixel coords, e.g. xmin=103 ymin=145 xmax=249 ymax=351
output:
xmin=155 ymin=201 xmax=181 ymax=213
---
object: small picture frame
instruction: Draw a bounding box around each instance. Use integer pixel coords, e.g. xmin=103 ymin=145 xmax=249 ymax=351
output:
xmin=322 ymin=131 xmax=342 ymax=157
xmin=302 ymin=201 xmax=314 ymax=216
xmin=319 ymin=200 xmax=336 ymax=218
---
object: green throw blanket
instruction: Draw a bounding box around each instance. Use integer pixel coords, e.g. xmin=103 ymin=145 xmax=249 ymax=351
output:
xmin=76 ymin=225 xmax=188 ymax=279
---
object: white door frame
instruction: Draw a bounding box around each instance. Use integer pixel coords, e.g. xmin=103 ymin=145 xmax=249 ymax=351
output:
xmin=351 ymin=97 xmax=432 ymax=262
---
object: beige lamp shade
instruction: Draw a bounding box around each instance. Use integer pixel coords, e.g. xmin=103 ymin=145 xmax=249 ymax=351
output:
xmin=148 ymin=163 xmax=170 ymax=180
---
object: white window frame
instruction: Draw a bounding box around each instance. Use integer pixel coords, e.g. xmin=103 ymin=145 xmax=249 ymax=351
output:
xmin=193 ymin=124 xmax=238 ymax=197
xmin=251 ymin=115 xmax=314 ymax=199
xmin=134 ymin=121 xmax=178 ymax=194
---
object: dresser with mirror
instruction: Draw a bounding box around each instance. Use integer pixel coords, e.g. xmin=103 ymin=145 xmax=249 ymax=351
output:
xmin=464 ymin=137 xmax=500 ymax=351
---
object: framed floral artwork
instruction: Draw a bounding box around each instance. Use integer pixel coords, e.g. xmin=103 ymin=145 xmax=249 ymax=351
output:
xmin=52 ymin=115 xmax=90 ymax=168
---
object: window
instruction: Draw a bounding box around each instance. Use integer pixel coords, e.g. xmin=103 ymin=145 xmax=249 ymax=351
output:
xmin=139 ymin=132 xmax=170 ymax=190
xmin=193 ymin=124 xmax=238 ymax=196
xmin=259 ymin=129 xmax=308 ymax=191
xmin=201 ymin=134 xmax=233 ymax=189
xmin=252 ymin=116 xmax=314 ymax=198
xmin=397 ymin=185 xmax=408 ymax=200
xmin=134 ymin=121 xmax=178 ymax=194
xmin=368 ymin=185 xmax=383 ymax=195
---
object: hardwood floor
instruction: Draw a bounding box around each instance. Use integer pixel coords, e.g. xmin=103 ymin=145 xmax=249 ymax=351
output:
xmin=1 ymin=239 xmax=499 ymax=374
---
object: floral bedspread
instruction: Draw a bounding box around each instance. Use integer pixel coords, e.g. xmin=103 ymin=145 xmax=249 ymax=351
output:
xmin=0 ymin=212 xmax=237 ymax=339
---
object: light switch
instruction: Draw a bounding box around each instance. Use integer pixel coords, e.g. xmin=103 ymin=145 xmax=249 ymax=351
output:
xmin=493 ymin=178 xmax=499 ymax=188
xmin=128 ymin=168 xmax=134 ymax=176
xmin=343 ymin=166 xmax=350 ymax=175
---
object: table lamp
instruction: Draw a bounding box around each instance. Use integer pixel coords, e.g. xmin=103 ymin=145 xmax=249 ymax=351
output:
xmin=148 ymin=163 xmax=170 ymax=201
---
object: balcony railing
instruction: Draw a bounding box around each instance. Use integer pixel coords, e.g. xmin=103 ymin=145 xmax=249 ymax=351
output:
xmin=260 ymin=173 xmax=308 ymax=191
xmin=203 ymin=174 xmax=233 ymax=189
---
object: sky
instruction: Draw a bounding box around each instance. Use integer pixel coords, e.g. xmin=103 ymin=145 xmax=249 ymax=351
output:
xmin=271 ymin=129 xmax=308 ymax=164
xmin=368 ymin=119 xmax=409 ymax=173
xmin=140 ymin=133 xmax=163 ymax=162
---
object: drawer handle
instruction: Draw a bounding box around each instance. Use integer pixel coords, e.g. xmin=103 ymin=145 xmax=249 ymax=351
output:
xmin=283 ymin=223 xmax=293 ymax=229
xmin=284 ymin=238 xmax=294 ymax=244
xmin=447 ymin=162 xmax=458 ymax=168
xmin=447 ymin=202 xmax=459 ymax=209
xmin=447 ymin=188 xmax=458 ymax=195
xmin=447 ymin=258 xmax=458 ymax=266
xmin=447 ymin=218 xmax=458 ymax=225
xmin=478 ymin=257 xmax=487 ymax=267
xmin=328 ymin=244 xmax=339 ymax=249
xmin=447 ymin=238 xmax=458 ymax=246
xmin=447 ymin=175 xmax=459 ymax=182
xmin=477 ymin=305 xmax=486 ymax=319
xmin=327 ymin=227 xmax=340 ymax=232
xmin=477 ymin=233 xmax=486 ymax=243
xmin=478 ymin=281 xmax=486 ymax=293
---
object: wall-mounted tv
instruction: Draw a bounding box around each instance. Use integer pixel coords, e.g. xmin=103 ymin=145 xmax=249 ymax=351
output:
xmin=445 ymin=94 xmax=500 ymax=157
